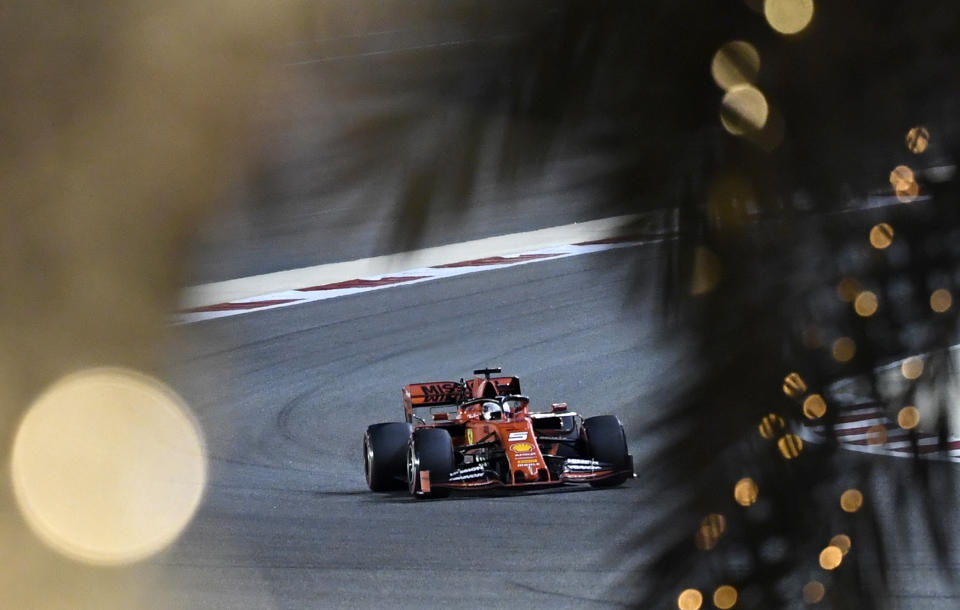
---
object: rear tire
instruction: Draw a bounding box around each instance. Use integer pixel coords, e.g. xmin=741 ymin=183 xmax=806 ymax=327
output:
xmin=407 ymin=428 xmax=454 ymax=498
xmin=364 ymin=422 xmax=412 ymax=491
xmin=582 ymin=415 xmax=630 ymax=488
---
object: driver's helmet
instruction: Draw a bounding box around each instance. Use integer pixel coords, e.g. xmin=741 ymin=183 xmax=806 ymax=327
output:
xmin=481 ymin=401 xmax=503 ymax=421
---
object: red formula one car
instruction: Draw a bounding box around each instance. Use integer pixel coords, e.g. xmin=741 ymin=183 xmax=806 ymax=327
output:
xmin=363 ymin=368 xmax=634 ymax=498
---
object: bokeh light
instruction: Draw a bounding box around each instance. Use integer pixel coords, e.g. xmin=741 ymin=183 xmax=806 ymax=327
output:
xmin=865 ymin=424 xmax=888 ymax=446
xmin=10 ymin=368 xmax=206 ymax=565
xmin=764 ymin=0 xmax=815 ymax=34
xmin=782 ymin=372 xmax=807 ymax=397
xmin=778 ymin=434 xmax=803 ymax=459
xmin=837 ymin=277 xmax=862 ymax=302
xmin=803 ymin=580 xmax=826 ymax=603
xmin=889 ymin=165 xmax=919 ymax=202
xmin=695 ymin=513 xmax=727 ymax=550
xmin=678 ymin=588 xmax=704 ymax=610
xmin=803 ymin=394 xmax=827 ymax=419
xmin=889 ymin=165 xmax=915 ymax=190
xmin=901 ymin=356 xmax=924 ymax=380
xmin=759 ymin=413 xmax=786 ymax=439
xmin=905 ymin=126 xmax=930 ymax=154
xmin=830 ymin=534 xmax=852 ymax=555
xmin=841 ymin=489 xmax=864 ymax=513
xmin=930 ymin=288 xmax=953 ymax=313
xmin=854 ymin=291 xmax=879 ymax=317
xmin=720 ymin=84 xmax=769 ymax=135
xmin=896 ymin=179 xmax=920 ymax=203
xmin=713 ymin=585 xmax=738 ymax=609
xmin=869 ymin=223 xmax=894 ymax=249
xmin=832 ymin=337 xmax=856 ymax=362
xmin=819 ymin=545 xmax=843 ymax=570
xmin=735 ymin=477 xmax=759 ymax=506
xmin=711 ymin=41 xmax=761 ymax=91
xmin=897 ymin=406 xmax=920 ymax=429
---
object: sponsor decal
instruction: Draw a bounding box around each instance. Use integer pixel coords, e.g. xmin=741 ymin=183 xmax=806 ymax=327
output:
xmin=562 ymin=458 xmax=610 ymax=473
xmin=448 ymin=465 xmax=488 ymax=482
xmin=417 ymin=382 xmax=464 ymax=404
xmin=466 ymin=429 xmax=474 ymax=445
xmin=507 ymin=431 xmax=528 ymax=442
xmin=510 ymin=442 xmax=534 ymax=452
xmin=512 ymin=452 xmax=537 ymax=459
xmin=517 ymin=459 xmax=540 ymax=466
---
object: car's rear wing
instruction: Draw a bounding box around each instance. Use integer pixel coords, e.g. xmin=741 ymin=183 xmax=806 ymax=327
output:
xmin=404 ymin=381 xmax=465 ymax=408
xmin=402 ymin=381 xmax=464 ymax=423
xmin=402 ymin=376 xmax=521 ymax=422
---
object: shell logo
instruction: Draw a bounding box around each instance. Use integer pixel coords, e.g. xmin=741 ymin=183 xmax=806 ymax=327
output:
xmin=510 ymin=442 xmax=534 ymax=453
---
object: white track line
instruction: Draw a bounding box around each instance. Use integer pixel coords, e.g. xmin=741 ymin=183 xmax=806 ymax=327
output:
xmin=176 ymin=213 xmax=669 ymax=324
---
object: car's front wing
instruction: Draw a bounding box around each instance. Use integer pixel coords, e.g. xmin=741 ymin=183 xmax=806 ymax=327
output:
xmin=433 ymin=455 xmax=634 ymax=489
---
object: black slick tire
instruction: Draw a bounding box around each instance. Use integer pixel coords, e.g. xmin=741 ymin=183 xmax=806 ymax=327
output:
xmin=582 ymin=415 xmax=630 ymax=488
xmin=364 ymin=422 xmax=412 ymax=491
xmin=407 ymin=428 xmax=454 ymax=498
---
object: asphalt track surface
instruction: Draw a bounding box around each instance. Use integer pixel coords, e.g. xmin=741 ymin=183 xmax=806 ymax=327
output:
xmin=165 ymin=235 xmax=960 ymax=610
xmin=162 ymin=244 xmax=681 ymax=609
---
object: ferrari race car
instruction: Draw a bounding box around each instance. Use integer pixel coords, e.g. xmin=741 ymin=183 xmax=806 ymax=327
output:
xmin=363 ymin=368 xmax=634 ymax=497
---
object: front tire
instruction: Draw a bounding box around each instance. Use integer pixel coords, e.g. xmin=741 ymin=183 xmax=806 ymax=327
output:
xmin=364 ymin=422 xmax=412 ymax=491
xmin=582 ymin=415 xmax=630 ymax=488
xmin=407 ymin=428 xmax=454 ymax=498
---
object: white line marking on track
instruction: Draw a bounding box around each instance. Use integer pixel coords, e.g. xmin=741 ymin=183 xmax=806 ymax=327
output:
xmin=176 ymin=214 xmax=669 ymax=324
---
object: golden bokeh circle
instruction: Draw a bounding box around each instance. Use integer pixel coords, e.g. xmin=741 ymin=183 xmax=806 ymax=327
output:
xmin=782 ymin=372 xmax=807 ymax=398
xmin=930 ymin=288 xmax=953 ymax=313
xmin=830 ymin=534 xmax=852 ymax=555
xmin=897 ymin=406 xmax=920 ymax=430
xmin=901 ymin=356 xmax=924 ymax=380
xmin=713 ymin=585 xmax=738 ymax=609
xmin=854 ymin=291 xmax=878 ymax=317
xmin=695 ymin=513 xmax=727 ymax=550
xmin=905 ymin=126 xmax=930 ymax=154
xmin=764 ymin=0 xmax=815 ymax=34
xmin=778 ymin=434 xmax=803 ymax=459
xmin=841 ymin=489 xmax=864 ymax=513
xmin=720 ymin=84 xmax=769 ymax=135
xmin=889 ymin=165 xmax=915 ymax=189
xmin=869 ymin=223 xmax=894 ymax=249
xmin=865 ymin=424 xmax=888 ymax=446
xmin=734 ymin=477 xmax=759 ymax=506
xmin=837 ymin=277 xmax=862 ymax=302
xmin=803 ymin=394 xmax=827 ymax=420
xmin=832 ymin=337 xmax=856 ymax=363
xmin=758 ymin=413 xmax=785 ymax=439
xmin=896 ymin=179 xmax=919 ymax=203
xmin=819 ymin=545 xmax=843 ymax=570
xmin=678 ymin=588 xmax=704 ymax=610
xmin=803 ymin=580 xmax=826 ymax=603
xmin=711 ymin=41 xmax=761 ymax=91
xmin=10 ymin=368 xmax=206 ymax=565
